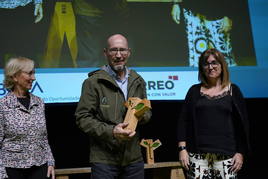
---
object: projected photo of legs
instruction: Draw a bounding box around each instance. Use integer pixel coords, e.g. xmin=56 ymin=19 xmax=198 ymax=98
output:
xmin=0 ymin=0 xmax=256 ymax=68
xmin=41 ymin=0 xmax=130 ymax=68
xmin=42 ymin=1 xmax=78 ymax=68
xmin=72 ymin=0 xmax=130 ymax=68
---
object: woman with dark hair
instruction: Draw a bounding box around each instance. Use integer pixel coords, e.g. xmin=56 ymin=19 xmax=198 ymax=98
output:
xmin=0 ymin=57 xmax=55 ymax=179
xmin=177 ymin=48 xmax=250 ymax=178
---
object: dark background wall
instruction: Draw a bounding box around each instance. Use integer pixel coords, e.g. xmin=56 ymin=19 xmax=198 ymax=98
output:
xmin=45 ymin=98 xmax=267 ymax=179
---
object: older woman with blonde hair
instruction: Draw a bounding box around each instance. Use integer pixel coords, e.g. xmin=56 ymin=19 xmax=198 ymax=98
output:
xmin=0 ymin=57 xmax=55 ymax=179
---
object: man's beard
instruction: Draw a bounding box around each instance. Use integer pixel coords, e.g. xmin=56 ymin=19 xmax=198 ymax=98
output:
xmin=113 ymin=64 xmax=125 ymax=72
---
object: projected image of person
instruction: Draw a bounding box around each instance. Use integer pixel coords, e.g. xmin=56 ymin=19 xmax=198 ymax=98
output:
xmin=0 ymin=0 xmax=43 ymax=23
xmin=73 ymin=0 xmax=130 ymax=67
xmin=42 ymin=0 xmax=129 ymax=68
xmin=75 ymin=34 xmax=151 ymax=178
xmin=0 ymin=0 xmax=45 ymax=68
xmin=177 ymin=48 xmax=250 ymax=178
xmin=0 ymin=57 xmax=55 ymax=179
xmin=171 ymin=0 xmax=256 ymax=67
xmin=42 ymin=0 xmax=78 ymax=68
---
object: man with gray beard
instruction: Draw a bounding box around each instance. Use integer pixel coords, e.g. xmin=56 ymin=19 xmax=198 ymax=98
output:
xmin=75 ymin=34 xmax=151 ymax=179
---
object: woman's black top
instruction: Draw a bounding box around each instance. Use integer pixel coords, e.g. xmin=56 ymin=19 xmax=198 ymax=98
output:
xmin=196 ymin=91 xmax=236 ymax=155
xmin=177 ymin=84 xmax=250 ymax=156
xmin=17 ymin=96 xmax=30 ymax=110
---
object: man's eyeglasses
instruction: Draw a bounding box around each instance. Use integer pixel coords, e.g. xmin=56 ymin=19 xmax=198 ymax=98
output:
xmin=203 ymin=61 xmax=220 ymax=68
xmin=107 ymin=48 xmax=129 ymax=56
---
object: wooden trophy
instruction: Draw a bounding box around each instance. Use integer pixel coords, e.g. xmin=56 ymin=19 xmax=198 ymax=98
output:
xmin=123 ymin=97 xmax=151 ymax=131
xmin=140 ymin=139 xmax=162 ymax=164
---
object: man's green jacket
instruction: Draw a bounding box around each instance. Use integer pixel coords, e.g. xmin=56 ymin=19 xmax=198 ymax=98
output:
xmin=75 ymin=69 xmax=151 ymax=166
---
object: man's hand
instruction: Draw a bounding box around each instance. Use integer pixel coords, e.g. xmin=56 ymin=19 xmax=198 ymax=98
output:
xmin=113 ymin=123 xmax=136 ymax=141
xmin=34 ymin=3 xmax=43 ymax=23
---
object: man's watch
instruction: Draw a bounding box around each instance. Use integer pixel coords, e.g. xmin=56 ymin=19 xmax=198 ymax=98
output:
xmin=178 ymin=146 xmax=187 ymax=152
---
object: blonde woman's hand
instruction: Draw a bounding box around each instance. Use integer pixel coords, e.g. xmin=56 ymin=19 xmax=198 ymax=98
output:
xmin=47 ymin=166 xmax=55 ymax=179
